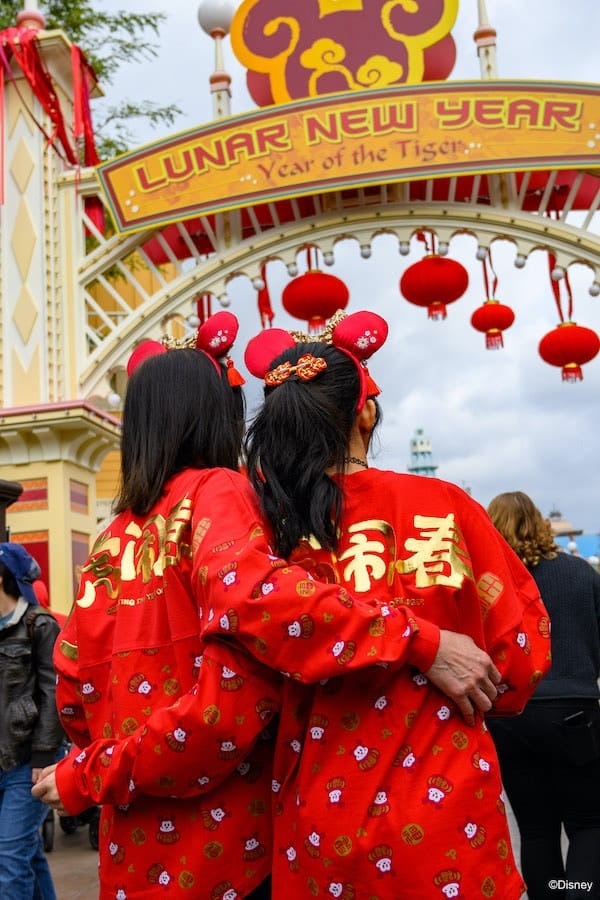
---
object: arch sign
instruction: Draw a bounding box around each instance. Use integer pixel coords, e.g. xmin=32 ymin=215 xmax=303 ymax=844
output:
xmin=96 ymin=81 xmax=600 ymax=235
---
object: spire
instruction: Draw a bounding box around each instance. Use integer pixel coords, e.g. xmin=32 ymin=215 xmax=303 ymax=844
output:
xmin=473 ymin=0 xmax=498 ymax=80
xmin=477 ymin=0 xmax=490 ymax=25
xmin=197 ymin=1 xmax=235 ymax=120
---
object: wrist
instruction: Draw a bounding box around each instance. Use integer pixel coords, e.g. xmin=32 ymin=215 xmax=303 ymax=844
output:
xmin=405 ymin=618 xmax=440 ymax=671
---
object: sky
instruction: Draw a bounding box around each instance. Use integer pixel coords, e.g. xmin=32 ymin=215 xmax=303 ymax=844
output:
xmin=94 ymin=0 xmax=600 ymax=540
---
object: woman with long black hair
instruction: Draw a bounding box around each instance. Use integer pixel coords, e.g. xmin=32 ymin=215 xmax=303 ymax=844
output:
xmin=244 ymin=310 xmax=551 ymax=899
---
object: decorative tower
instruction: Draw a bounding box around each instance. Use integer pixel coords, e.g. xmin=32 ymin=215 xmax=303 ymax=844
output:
xmin=197 ymin=0 xmax=236 ymax=120
xmin=407 ymin=428 xmax=438 ymax=478
xmin=196 ymin=1 xmax=242 ymax=256
xmin=472 ymin=2 xmax=513 ymax=209
xmin=473 ymin=0 xmax=498 ymax=80
xmin=548 ymin=508 xmax=583 ymax=537
xmin=0 ymin=2 xmax=120 ymax=611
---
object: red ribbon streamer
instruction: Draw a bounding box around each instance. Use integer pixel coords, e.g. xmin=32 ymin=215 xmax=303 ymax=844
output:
xmin=0 ymin=26 xmax=77 ymax=164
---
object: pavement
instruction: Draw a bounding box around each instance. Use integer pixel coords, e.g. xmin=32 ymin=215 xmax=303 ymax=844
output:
xmin=45 ymin=814 xmax=99 ymax=899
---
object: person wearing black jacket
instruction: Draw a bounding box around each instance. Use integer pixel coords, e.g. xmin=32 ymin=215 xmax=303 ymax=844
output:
xmin=0 ymin=542 xmax=63 ymax=899
xmin=487 ymin=492 xmax=600 ymax=900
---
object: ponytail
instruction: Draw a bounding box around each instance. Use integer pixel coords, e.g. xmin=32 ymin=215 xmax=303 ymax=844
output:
xmin=245 ymin=343 xmax=359 ymax=557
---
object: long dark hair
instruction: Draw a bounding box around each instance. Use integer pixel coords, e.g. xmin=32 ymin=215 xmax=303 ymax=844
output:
xmin=114 ymin=348 xmax=245 ymax=516
xmin=245 ymin=342 xmax=380 ymax=557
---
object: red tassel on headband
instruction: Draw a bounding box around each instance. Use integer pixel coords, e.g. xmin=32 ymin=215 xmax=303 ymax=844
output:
xmin=365 ymin=372 xmax=381 ymax=396
xmin=195 ymin=311 xmax=245 ymax=384
xmin=226 ymin=358 xmax=246 ymax=387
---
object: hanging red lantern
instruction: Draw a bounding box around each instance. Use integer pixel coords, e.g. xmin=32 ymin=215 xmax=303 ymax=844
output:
xmin=471 ymin=299 xmax=515 ymax=349
xmin=538 ymin=321 xmax=600 ymax=382
xmin=471 ymin=250 xmax=514 ymax=348
xmin=282 ymin=249 xmax=349 ymax=331
xmin=400 ymin=254 xmax=469 ymax=320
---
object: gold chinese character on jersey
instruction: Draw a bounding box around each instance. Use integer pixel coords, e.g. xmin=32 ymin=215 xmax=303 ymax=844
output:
xmin=337 ymin=519 xmax=396 ymax=592
xmin=77 ymin=496 xmax=193 ymax=608
xmin=399 ymin=514 xmax=473 ymax=588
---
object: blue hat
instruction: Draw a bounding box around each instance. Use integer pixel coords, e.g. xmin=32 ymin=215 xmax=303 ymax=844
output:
xmin=0 ymin=543 xmax=41 ymax=605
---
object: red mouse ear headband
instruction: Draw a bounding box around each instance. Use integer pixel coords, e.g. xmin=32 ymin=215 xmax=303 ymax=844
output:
xmin=126 ymin=340 xmax=166 ymax=377
xmin=126 ymin=311 xmax=245 ymax=386
xmin=244 ymin=310 xmax=388 ymax=411
xmin=194 ymin=311 xmax=245 ymax=386
xmin=244 ymin=328 xmax=297 ymax=379
xmin=329 ymin=310 xmax=388 ymax=411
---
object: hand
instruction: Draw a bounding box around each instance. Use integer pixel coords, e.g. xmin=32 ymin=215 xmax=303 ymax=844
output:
xmin=31 ymin=768 xmax=70 ymax=816
xmin=424 ymin=630 xmax=501 ymax=726
xmin=32 ymin=763 xmax=57 ymax=785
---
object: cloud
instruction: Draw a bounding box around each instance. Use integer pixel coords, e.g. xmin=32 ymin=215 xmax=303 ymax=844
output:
xmin=99 ymin=0 xmax=600 ymax=533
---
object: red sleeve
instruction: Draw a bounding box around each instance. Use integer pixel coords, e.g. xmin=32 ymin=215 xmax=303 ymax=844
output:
xmin=193 ymin=470 xmax=441 ymax=679
xmin=482 ymin=544 xmax=551 ymax=715
xmin=454 ymin=490 xmax=552 ymax=715
xmin=54 ymin=640 xmax=281 ymax=815
xmin=53 ymin=615 xmax=93 ymax=751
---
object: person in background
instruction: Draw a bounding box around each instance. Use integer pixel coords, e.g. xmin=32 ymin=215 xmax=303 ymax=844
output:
xmin=242 ymin=310 xmax=551 ymax=899
xmin=0 ymin=542 xmax=63 ymax=899
xmin=34 ymin=312 xmax=502 ymax=900
xmin=487 ymin=491 xmax=600 ymax=900
xmin=32 ymin=579 xmax=68 ymax=628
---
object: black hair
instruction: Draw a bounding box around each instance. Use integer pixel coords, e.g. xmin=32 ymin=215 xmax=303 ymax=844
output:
xmin=0 ymin=561 xmax=20 ymax=599
xmin=245 ymin=342 xmax=381 ymax=558
xmin=114 ymin=348 xmax=245 ymax=516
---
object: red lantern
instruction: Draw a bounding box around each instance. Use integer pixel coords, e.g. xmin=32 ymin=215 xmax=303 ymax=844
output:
xmin=400 ymin=254 xmax=469 ymax=320
xmin=538 ymin=321 xmax=600 ymax=382
xmin=471 ymin=299 xmax=515 ymax=349
xmin=282 ymin=269 xmax=349 ymax=331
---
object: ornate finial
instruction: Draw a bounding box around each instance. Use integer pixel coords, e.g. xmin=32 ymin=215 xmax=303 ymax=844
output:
xmin=16 ymin=0 xmax=46 ymax=30
xmin=197 ymin=1 xmax=235 ymax=118
xmin=473 ymin=0 xmax=498 ymax=79
xmin=476 ymin=0 xmax=491 ymax=26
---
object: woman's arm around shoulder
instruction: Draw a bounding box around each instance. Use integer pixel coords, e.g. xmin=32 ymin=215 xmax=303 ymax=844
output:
xmin=191 ymin=469 xmax=499 ymax=720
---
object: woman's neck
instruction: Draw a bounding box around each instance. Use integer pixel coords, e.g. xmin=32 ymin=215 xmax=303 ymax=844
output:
xmin=326 ymin=413 xmax=372 ymax=475
xmin=342 ymin=455 xmax=368 ymax=472
xmin=338 ymin=431 xmax=369 ymax=473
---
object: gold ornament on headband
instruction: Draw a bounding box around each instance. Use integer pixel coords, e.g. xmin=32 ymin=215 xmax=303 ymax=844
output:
xmin=265 ymin=354 xmax=327 ymax=386
xmin=244 ymin=308 xmax=388 ymax=411
xmin=289 ymin=309 xmax=348 ymax=344
xmin=161 ymin=334 xmax=197 ymax=350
